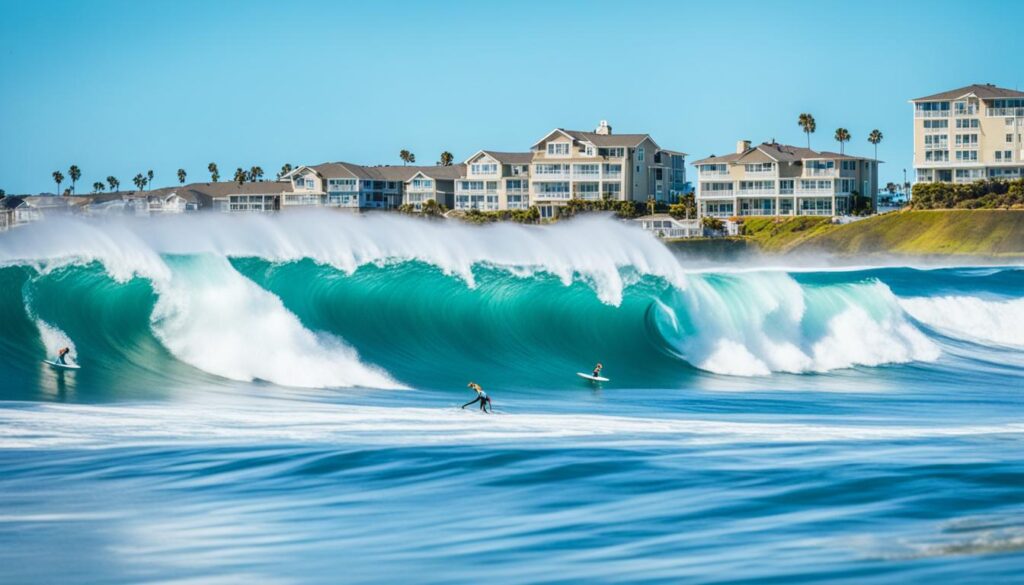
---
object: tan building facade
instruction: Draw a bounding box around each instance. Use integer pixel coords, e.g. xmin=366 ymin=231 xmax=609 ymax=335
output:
xmin=911 ymin=84 xmax=1024 ymax=183
xmin=528 ymin=121 xmax=687 ymax=219
xmin=455 ymin=151 xmax=532 ymax=211
xmin=694 ymin=140 xmax=879 ymax=218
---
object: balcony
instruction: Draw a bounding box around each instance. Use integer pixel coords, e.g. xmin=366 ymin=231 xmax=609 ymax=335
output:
xmin=737 ymin=188 xmax=776 ymax=196
xmin=953 ymin=107 xmax=979 ymax=117
xmin=571 ymin=170 xmax=601 ymax=180
xmin=795 ymin=188 xmax=834 ymax=196
xmin=533 ymin=171 xmax=571 ymax=180
xmin=743 ymin=170 xmax=776 ymax=178
xmin=915 ymin=110 xmax=950 ymax=118
xmin=987 ymin=107 xmax=1024 ymax=117
xmin=804 ymin=168 xmax=837 ymax=177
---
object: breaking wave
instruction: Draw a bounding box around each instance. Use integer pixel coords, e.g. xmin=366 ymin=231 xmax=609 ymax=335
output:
xmin=0 ymin=212 xmax=1020 ymax=390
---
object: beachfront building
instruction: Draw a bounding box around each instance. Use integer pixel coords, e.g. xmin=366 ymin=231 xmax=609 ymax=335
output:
xmin=403 ymin=165 xmax=466 ymax=211
xmin=185 ymin=181 xmax=295 ymax=212
xmin=455 ymin=151 xmax=532 ymax=211
xmin=911 ymin=84 xmax=1024 ymax=183
xmin=693 ymin=140 xmax=880 ymax=218
xmin=632 ymin=214 xmax=702 ymax=239
xmin=528 ymin=120 xmax=687 ymax=219
xmin=0 ymin=196 xmax=43 ymax=227
xmin=284 ymin=163 xmax=461 ymax=211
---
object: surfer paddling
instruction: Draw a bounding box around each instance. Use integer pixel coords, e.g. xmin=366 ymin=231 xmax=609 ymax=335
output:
xmin=462 ymin=382 xmax=492 ymax=413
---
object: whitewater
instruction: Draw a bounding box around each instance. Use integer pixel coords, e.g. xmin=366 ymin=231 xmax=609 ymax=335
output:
xmin=1 ymin=212 xmax=1022 ymax=584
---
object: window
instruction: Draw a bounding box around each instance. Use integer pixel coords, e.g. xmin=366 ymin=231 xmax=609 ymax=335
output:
xmin=573 ymin=164 xmax=599 ymax=177
xmin=955 ymin=134 xmax=978 ymax=146
xmin=743 ymin=163 xmax=773 ymax=173
xmin=955 ymin=150 xmax=978 ymax=161
xmin=1008 ymin=134 xmax=1015 ymax=143
xmin=458 ymin=180 xmax=484 ymax=191
xmin=411 ymin=178 xmax=433 ymax=190
xmin=603 ymin=163 xmax=623 ymax=177
xmin=585 ymin=145 xmax=595 ymax=156
xmin=840 ymin=160 xmax=857 ymax=171
xmin=598 ymin=147 xmax=625 ymax=157
xmin=471 ymin=163 xmax=498 ymax=175
xmin=637 ymin=147 xmax=645 ymax=162
xmin=700 ymin=164 xmax=727 ymax=174
xmin=923 ymin=119 xmax=948 ymax=129
xmin=534 ymin=163 xmax=569 ymax=176
xmin=700 ymin=182 xmax=734 ymax=192
xmin=955 ymin=119 xmax=980 ymax=129
xmin=506 ymin=179 xmax=526 ymax=191
xmin=547 ymin=142 xmax=571 ymax=156
xmin=924 ymin=135 xmax=948 ymax=147
xmin=995 ymin=150 xmax=1013 ymax=161
xmin=925 ymin=150 xmax=949 ymax=162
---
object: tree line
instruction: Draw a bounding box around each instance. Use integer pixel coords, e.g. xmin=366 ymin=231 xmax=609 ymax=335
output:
xmin=911 ymin=179 xmax=1024 ymax=210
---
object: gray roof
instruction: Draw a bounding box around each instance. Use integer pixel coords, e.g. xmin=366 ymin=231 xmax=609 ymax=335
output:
xmin=0 ymin=196 xmax=25 ymax=210
xmin=693 ymin=142 xmax=870 ymax=165
xmin=562 ymin=129 xmax=654 ymax=149
xmin=170 ymin=181 xmax=294 ymax=204
xmin=308 ymin=162 xmax=465 ymax=182
xmin=912 ymin=83 xmax=1024 ymax=102
xmin=479 ymin=151 xmax=534 ymax=165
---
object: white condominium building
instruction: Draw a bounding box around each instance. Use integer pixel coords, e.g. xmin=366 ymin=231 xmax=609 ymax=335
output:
xmin=911 ymin=83 xmax=1024 ymax=183
xmin=529 ymin=120 xmax=686 ymax=219
xmin=693 ymin=140 xmax=880 ymax=218
xmin=455 ymin=151 xmax=532 ymax=211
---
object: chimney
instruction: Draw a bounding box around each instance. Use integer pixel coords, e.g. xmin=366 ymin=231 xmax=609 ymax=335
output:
xmin=596 ymin=120 xmax=612 ymax=135
xmin=736 ymin=139 xmax=751 ymax=154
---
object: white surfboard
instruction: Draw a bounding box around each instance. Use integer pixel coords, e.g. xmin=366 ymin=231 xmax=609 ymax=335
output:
xmin=577 ymin=372 xmax=609 ymax=382
xmin=43 ymin=360 xmax=80 ymax=370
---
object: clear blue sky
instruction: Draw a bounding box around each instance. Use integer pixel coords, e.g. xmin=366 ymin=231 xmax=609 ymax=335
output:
xmin=2 ymin=0 xmax=1023 ymax=194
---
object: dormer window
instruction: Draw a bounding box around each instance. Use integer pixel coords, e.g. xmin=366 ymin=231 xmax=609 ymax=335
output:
xmin=547 ymin=142 xmax=570 ymax=156
xmin=585 ymin=145 xmax=595 ymax=157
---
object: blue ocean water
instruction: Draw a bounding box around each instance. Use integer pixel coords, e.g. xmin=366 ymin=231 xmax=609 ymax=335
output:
xmin=1 ymin=213 xmax=1022 ymax=584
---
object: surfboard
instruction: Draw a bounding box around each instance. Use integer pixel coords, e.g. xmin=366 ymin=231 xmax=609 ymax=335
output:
xmin=42 ymin=360 xmax=80 ymax=370
xmin=577 ymin=372 xmax=609 ymax=382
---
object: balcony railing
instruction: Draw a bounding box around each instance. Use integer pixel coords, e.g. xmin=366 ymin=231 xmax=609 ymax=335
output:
xmin=795 ymin=188 xmax=834 ymax=196
xmin=915 ymin=110 xmax=950 ymax=118
xmin=953 ymin=142 xmax=979 ymax=149
xmin=698 ymin=190 xmax=735 ymax=198
xmin=572 ymin=170 xmax=601 ymax=179
xmin=953 ymin=107 xmax=978 ymax=116
xmin=743 ymin=170 xmax=776 ymax=178
xmin=805 ymin=168 xmax=837 ymax=177
xmin=603 ymin=171 xmax=623 ymax=179
xmin=532 ymin=171 xmax=571 ymax=180
xmin=737 ymin=188 xmax=776 ymax=196
xmin=987 ymin=107 xmax=1024 ymax=117
xmin=532 ymin=191 xmax=571 ymax=200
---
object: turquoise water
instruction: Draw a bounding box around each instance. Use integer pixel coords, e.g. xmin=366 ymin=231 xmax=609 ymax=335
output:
xmin=1 ymin=214 xmax=1023 ymax=583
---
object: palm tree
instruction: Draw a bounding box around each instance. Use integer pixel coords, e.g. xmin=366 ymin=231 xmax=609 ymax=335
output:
xmin=208 ymin=162 xmax=220 ymax=182
xmin=249 ymin=166 xmax=264 ymax=182
xmin=234 ymin=168 xmax=246 ymax=187
xmin=798 ymin=113 xmax=816 ymax=149
xmin=409 ymin=153 xmax=416 ymax=164
xmin=147 ymin=169 xmax=154 ymax=188
xmin=107 ymin=176 xmax=120 ymax=192
xmin=52 ymin=171 xmax=64 ymax=195
xmin=834 ymin=128 xmax=851 ymax=155
xmin=92 ymin=182 xmax=105 ymax=193
xmin=439 ymin=151 xmax=454 ymax=166
xmin=177 ymin=168 xmax=187 ymax=184
xmin=133 ymin=173 xmax=145 ymax=191
xmin=68 ymin=165 xmax=81 ymax=194
xmin=868 ymin=129 xmax=883 ymax=161
xmin=400 ymin=150 xmax=413 ymax=165
xmin=278 ymin=163 xmax=293 ymax=179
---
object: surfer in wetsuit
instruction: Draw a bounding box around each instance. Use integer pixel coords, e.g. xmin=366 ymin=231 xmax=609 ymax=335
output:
xmin=462 ymin=382 xmax=492 ymax=413
xmin=592 ymin=363 xmax=603 ymax=378
xmin=56 ymin=347 xmax=71 ymax=365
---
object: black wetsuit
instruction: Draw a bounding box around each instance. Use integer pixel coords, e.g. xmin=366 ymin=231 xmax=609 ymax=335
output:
xmin=462 ymin=391 xmax=492 ymax=413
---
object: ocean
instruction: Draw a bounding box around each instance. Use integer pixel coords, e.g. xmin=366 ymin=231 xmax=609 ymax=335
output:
xmin=1 ymin=212 xmax=1022 ymax=584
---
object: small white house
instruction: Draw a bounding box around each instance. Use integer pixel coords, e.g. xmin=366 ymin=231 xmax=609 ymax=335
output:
xmin=633 ymin=214 xmax=702 ymax=239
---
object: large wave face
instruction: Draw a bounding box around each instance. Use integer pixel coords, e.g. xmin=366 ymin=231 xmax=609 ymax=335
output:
xmin=0 ymin=212 xmax=1020 ymax=395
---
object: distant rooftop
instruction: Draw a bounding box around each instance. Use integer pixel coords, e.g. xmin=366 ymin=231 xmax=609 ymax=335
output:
xmin=693 ymin=141 xmax=871 ymax=165
xmin=912 ymin=83 xmax=1024 ymax=102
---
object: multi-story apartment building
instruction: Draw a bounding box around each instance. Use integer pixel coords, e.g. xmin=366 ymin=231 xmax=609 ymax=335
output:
xmin=283 ymin=162 xmax=465 ymax=211
xmin=528 ymin=121 xmax=686 ymax=219
xmin=404 ymin=164 xmax=466 ymax=211
xmin=693 ymin=140 xmax=879 ymax=218
xmin=455 ymin=151 xmax=532 ymax=211
xmin=911 ymin=84 xmax=1024 ymax=183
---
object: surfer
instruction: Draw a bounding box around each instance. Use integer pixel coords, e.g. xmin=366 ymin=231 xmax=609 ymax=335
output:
xmin=56 ymin=347 xmax=71 ymax=366
xmin=592 ymin=363 xmax=603 ymax=378
xmin=462 ymin=382 xmax=492 ymax=413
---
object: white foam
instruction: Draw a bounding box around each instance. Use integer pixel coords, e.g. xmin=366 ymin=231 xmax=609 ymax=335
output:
xmin=149 ymin=255 xmax=402 ymax=389
xmin=1 ymin=400 xmax=1022 ymax=450
xmin=663 ymin=276 xmax=940 ymax=376
xmin=0 ymin=212 xmax=687 ymax=306
xmin=899 ymin=295 xmax=1024 ymax=348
